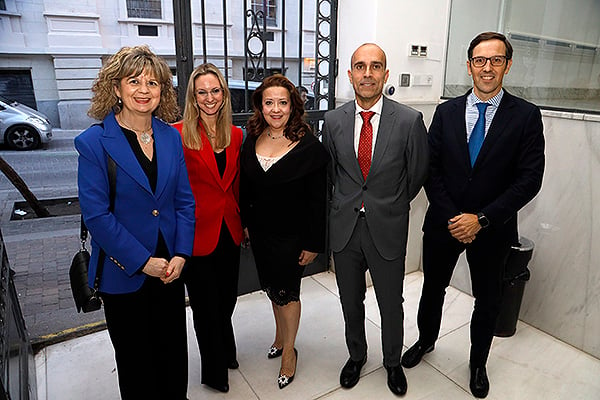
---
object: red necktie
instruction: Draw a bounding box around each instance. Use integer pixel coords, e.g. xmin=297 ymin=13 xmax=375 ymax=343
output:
xmin=358 ymin=111 xmax=375 ymax=180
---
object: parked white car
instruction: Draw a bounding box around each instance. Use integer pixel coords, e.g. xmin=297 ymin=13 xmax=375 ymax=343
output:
xmin=0 ymin=96 xmax=53 ymax=150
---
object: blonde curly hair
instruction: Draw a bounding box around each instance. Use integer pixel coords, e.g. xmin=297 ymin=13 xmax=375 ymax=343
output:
xmin=88 ymin=45 xmax=179 ymax=122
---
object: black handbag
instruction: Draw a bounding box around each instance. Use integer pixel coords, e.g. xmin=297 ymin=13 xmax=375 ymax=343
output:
xmin=70 ymin=221 xmax=103 ymax=312
xmin=69 ymin=155 xmax=116 ymax=313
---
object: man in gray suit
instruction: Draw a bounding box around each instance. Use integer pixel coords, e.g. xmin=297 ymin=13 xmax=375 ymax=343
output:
xmin=322 ymin=43 xmax=429 ymax=396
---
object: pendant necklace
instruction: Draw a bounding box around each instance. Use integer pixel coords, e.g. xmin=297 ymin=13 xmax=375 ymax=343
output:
xmin=139 ymin=131 xmax=152 ymax=145
xmin=267 ymin=128 xmax=284 ymax=140
xmin=205 ymin=128 xmax=217 ymax=140
xmin=118 ymin=116 xmax=153 ymax=145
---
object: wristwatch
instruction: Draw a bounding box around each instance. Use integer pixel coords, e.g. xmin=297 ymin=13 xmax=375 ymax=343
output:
xmin=477 ymin=212 xmax=489 ymax=228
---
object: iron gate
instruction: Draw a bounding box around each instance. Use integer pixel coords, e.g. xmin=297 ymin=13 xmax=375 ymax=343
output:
xmin=173 ymin=0 xmax=338 ymax=132
xmin=172 ymin=0 xmax=339 ymax=292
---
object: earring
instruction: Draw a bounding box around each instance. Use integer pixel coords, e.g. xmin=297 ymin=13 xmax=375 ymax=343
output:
xmin=117 ymin=97 xmax=122 ymax=105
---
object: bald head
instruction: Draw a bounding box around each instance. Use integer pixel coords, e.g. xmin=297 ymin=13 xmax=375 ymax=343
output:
xmin=348 ymin=43 xmax=389 ymax=109
xmin=351 ymin=43 xmax=387 ymax=70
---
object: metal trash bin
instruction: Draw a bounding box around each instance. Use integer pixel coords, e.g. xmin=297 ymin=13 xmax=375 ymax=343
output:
xmin=494 ymin=237 xmax=534 ymax=337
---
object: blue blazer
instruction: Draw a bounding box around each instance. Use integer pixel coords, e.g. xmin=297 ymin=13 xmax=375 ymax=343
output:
xmin=75 ymin=112 xmax=195 ymax=294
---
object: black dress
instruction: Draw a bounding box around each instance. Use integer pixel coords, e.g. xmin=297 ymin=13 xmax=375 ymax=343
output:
xmin=240 ymin=132 xmax=330 ymax=305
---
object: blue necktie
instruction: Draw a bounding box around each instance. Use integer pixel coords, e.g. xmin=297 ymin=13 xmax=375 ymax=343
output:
xmin=469 ymin=102 xmax=489 ymax=167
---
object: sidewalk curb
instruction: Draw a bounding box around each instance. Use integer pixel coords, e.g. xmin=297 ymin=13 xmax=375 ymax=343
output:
xmin=31 ymin=296 xmax=192 ymax=353
xmin=32 ymin=320 xmax=107 ymax=353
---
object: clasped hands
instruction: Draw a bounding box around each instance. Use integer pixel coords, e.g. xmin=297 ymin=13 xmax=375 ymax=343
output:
xmin=142 ymin=256 xmax=186 ymax=283
xmin=448 ymin=213 xmax=481 ymax=244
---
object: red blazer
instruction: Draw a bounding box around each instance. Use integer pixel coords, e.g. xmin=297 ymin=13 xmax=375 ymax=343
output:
xmin=174 ymin=121 xmax=244 ymax=255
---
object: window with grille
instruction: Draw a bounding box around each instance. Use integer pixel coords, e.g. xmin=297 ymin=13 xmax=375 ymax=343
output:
xmin=251 ymin=0 xmax=277 ymax=26
xmin=126 ymin=0 xmax=162 ymax=19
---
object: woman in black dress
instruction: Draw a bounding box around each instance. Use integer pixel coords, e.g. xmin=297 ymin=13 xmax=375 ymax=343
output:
xmin=240 ymin=75 xmax=329 ymax=389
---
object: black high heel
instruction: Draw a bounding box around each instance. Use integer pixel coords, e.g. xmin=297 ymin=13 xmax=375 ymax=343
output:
xmin=277 ymin=348 xmax=298 ymax=389
xmin=267 ymin=345 xmax=283 ymax=359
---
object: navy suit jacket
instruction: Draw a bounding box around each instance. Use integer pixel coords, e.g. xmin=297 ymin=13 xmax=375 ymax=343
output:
xmin=75 ymin=112 xmax=195 ymax=294
xmin=422 ymin=90 xmax=545 ymax=243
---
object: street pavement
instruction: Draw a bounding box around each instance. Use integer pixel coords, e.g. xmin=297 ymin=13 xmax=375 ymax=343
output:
xmin=0 ymin=129 xmax=106 ymax=350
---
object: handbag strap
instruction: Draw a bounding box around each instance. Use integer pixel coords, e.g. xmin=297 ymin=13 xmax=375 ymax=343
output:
xmin=81 ymin=154 xmax=117 ymax=291
xmin=79 ymin=215 xmax=88 ymax=250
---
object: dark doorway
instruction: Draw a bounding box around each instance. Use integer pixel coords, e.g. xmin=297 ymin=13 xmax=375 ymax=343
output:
xmin=0 ymin=70 xmax=36 ymax=109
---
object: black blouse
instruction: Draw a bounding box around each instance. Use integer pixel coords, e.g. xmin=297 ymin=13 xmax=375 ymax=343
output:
xmin=120 ymin=126 xmax=170 ymax=261
xmin=215 ymin=149 xmax=226 ymax=178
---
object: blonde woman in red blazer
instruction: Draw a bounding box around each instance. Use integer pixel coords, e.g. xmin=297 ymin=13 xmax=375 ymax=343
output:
xmin=173 ymin=63 xmax=243 ymax=394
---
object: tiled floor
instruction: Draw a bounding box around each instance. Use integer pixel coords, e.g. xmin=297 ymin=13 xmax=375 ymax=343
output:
xmin=35 ymin=271 xmax=600 ymax=399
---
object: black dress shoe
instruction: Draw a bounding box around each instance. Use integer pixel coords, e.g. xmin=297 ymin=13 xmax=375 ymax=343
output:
xmin=228 ymin=359 xmax=239 ymax=369
xmin=205 ymin=382 xmax=229 ymax=393
xmin=469 ymin=364 xmax=489 ymax=398
xmin=386 ymin=365 xmax=407 ymax=396
xmin=267 ymin=345 xmax=283 ymax=359
xmin=278 ymin=348 xmax=298 ymax=389
xmin=339 ymin=355 xmax=367 ymax=388
xmin=401 ymin=342 xmax=434 ymax=368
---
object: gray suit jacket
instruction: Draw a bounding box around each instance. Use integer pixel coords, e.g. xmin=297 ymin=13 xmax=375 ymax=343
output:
xmin=323 ymin=97 xmax=429 ymax=260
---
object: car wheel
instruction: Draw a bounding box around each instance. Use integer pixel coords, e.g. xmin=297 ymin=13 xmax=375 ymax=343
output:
xmin=5 ymin=125 xmax=41 ymax=150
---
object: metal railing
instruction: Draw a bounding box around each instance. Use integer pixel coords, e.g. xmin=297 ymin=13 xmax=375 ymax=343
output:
xmin=174 ymin=0 xmax=338 ymax=123
xmin=0 ymin=229 xmax=36 ymax=400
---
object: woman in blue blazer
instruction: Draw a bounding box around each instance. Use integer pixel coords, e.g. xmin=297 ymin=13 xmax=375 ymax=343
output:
xmin=75 ymin=45 xmax=195 ymax=400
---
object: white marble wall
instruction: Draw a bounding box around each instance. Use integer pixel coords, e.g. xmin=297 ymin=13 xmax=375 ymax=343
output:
xmin=333 ymin=0 xmax=600 ymax=360
xmin=450 ymin=112 xmax=600 ymax=359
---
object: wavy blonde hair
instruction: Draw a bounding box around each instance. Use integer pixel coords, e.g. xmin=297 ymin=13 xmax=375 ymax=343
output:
xmin=181 ymin=63 xmax=232 ymax=150
xmin=88 ymin=45 xmax=179 ymax=122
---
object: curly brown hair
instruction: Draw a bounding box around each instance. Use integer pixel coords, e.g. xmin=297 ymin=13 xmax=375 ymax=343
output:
xmin=246 ymin=74 xmax=311 ymax=142
xmin=87 ymin=45 xmax=179 ymax=122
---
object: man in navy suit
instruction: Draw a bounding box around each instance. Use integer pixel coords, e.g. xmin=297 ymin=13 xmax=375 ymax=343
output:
xmin=323 ymin=43 xmax=429 ymax=396
xmin=401 ymin=32 xmax=545 ymax=398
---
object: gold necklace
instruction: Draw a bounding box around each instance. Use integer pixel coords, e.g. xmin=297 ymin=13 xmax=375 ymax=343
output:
xmin=266 ymin=128 xmax=284 ymax=140
xmin=118 ymin=116 xmax=153 ymax=145
xmin=202 ymin=123 xmax=217 ymax=140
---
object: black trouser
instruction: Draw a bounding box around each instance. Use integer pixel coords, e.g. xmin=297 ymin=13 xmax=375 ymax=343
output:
xmin=102 ymin=276 xmax=188 ymax=400
xmin=184 ymin=226 xmax=240 ymax=386
xmin=418 ymin=232 xmax=509 ymax=366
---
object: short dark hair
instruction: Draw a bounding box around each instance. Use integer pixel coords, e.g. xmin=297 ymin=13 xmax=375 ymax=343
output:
xmin=296 ymin=85 xmax=308 ymax=95
xmin=467 ymin=32 xmax=513 ymax=60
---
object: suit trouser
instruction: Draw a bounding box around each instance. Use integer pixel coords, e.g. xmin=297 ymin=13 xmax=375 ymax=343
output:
xmin=417 ymin=232 xmax=509 ymax=366
xmin=334 ymin=215 xmax=406 ymax=368
xmin=184 ymin=225 xmax=240 ymax=386
xmin=102 ymin=276 xmax=188 ymax=400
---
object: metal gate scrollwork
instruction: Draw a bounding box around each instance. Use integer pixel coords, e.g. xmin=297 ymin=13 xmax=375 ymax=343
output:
xmin=244 ymin=4 xmax=267 ymax=83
